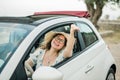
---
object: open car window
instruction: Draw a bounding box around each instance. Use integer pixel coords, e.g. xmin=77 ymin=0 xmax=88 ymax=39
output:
xmin=29 ymin=24 xmax=80 ymax=55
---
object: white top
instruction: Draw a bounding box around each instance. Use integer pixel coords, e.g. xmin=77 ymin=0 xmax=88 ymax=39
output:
xmin=30 ymin=48 xmax=65 ymax=69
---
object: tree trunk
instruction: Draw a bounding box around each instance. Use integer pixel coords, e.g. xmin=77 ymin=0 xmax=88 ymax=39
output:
xmin=85 ymin=1 xmax=104 ymax=30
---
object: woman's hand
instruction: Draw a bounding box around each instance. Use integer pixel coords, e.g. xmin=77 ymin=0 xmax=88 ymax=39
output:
xmin=63 ymin=24 xmax=79 ymax=58
xmin=70 ymin=24 xmax=80 ymax=33
xmin=24 ymin=59 xmax=34 ymax=77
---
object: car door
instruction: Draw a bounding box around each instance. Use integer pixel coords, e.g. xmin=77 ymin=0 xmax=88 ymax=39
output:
xmin=55 ymin=21 xmax=106 ymax=80
xmin=76 ymin=22 xmax=108 ymax=80
xmin=35 ymin=19 xmax=105 ymax=80
xmin=22 ymin=22 xmax=86 ymax=80
xmin=39 ymin=21 xmax=96 ymax=80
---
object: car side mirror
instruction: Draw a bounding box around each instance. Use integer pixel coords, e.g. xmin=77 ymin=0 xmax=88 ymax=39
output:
xmin=32 ymin=66 xmax=63 ymax=80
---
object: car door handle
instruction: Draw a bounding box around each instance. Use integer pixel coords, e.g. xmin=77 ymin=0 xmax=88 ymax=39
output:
xmin=85 ymin=65 xmax=94 ymax=74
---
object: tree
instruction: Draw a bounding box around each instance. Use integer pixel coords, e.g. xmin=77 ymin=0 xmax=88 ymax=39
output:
xmin=85 ymin=0 xmax=120 ymax=30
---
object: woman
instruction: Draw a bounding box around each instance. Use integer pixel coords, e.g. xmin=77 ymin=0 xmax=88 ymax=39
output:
xmin=25 ymin=24 xmax=79 ymax=76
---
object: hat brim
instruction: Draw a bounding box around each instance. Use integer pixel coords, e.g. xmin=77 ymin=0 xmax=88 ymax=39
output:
xmin=44 ymin=31 xmax=69 ymax=42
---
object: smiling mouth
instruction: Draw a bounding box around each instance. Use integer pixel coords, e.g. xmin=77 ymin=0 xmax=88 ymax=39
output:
xmin=54 ymin=41 xmax=60 ymax=47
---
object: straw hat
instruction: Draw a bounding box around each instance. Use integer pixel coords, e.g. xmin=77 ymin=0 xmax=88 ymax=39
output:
xmin=41 ymin=31 xmax=69 ymax=49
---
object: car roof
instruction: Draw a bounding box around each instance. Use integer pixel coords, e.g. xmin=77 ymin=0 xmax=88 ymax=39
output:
xmin=0 ymin=11 xmax=90 ymax=25
xmin=33 ymin=11 xmax=90 ymax=18
xmin=0 ymin=15 xmax=72 ymax=25
xmin=31 ymin=15 xmax=79 ymax=25
xmin=0 ymin=17 xmax=33 ymax=24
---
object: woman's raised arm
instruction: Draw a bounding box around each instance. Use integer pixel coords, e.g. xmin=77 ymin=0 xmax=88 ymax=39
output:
xmin=63 ymin=24 xmax=79 ymax=58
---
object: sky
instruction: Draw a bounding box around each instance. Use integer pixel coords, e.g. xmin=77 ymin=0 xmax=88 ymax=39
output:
xmin=0 ymin=0 xmax=87 ymax=16
xmin=0 ymin=0 xmax=120 ymax=20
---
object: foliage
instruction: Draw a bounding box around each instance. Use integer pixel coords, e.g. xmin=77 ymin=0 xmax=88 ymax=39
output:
xmin=85 ymin=0 xmax=120 ymax=4
xmin=85 ymin=0 xmax=120 ymax=30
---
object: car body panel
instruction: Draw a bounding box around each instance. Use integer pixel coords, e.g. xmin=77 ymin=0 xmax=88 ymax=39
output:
xmin=0 ymin=16 xmax=116 ymax=80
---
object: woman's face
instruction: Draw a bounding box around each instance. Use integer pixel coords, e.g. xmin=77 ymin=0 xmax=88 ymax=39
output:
xmin=51 ymin=35 xmax=66 ymax=50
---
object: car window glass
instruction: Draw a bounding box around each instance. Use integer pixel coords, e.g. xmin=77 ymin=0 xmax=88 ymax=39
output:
xmin=0 ymin=22 xmax=34 ymax=72
xmin=76 ymin=22 xmax=98 ymax=47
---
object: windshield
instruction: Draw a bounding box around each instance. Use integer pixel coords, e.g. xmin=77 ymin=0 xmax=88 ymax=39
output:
xmin=0 ymin=22 xmax=35 ymax=71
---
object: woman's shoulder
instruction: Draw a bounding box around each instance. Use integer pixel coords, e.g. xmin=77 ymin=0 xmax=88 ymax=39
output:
xmin=33 ymin=48 xmax=45 ymax=55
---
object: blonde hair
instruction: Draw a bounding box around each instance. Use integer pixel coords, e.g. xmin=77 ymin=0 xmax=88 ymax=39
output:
xmin=40 ymin=31 xmax=68 ymax=50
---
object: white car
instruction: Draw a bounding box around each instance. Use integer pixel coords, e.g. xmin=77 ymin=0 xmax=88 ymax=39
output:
xmin=0 ymin=11 xmax=116 ymax=80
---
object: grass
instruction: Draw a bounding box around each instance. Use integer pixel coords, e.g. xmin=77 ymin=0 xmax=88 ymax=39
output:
xmin=102 ymin=31 xmax=120 ymax=44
